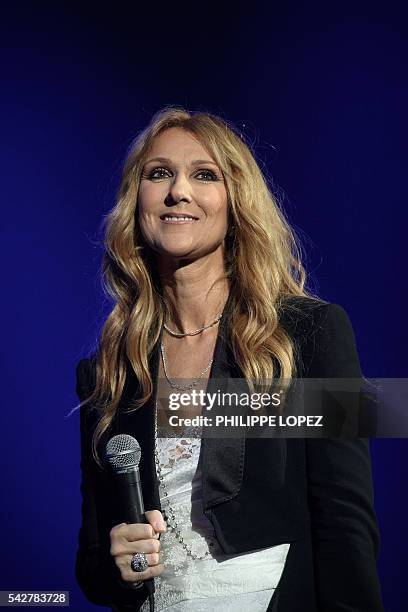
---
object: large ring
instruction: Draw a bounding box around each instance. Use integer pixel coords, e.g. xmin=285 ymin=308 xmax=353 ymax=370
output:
xmin=131 ymin=552 xmax=149 ymax=573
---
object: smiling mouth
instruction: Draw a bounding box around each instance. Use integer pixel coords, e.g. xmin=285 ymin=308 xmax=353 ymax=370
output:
xmin=160 ymin=214 xmax=199 ymax=224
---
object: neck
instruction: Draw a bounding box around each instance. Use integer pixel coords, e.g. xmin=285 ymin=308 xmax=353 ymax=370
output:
xmin=156 ymin=249 xmax=230 ymax=334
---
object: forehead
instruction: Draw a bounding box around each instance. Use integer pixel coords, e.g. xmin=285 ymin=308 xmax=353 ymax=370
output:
xmin=146 ymin=127 xmax=215 ymax=162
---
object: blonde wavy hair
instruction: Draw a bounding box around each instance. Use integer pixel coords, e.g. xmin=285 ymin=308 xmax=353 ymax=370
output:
xmin=83 ymin=105 xmax=313 ymax=466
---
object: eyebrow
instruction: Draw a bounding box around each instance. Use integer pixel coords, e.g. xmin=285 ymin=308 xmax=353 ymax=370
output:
xmin=143 ymin=157 xmax=219 ymax=167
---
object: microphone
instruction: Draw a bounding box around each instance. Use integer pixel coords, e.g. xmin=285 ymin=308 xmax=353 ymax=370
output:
xmin=106 ymin=434 xmax=147 ymax=524
xmin=105 ymin=434 xmax=155 ymax=605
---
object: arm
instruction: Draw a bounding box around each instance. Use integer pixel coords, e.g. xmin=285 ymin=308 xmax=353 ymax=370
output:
xmin=305 ymin=304 xmax=383 ymax=611
xmin=75 ymin=358 xmax=149 ymax=610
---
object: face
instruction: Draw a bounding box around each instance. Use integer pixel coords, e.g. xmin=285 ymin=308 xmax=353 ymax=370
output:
xmin=137 ymin=127 xmax=228 ymax=265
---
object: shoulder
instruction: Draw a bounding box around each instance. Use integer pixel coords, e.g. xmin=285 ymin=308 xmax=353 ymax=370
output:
xmin=278 ymin=296 xmax=361 ymax=377
xmin=278 ymin=296 xmax=355 ymax=337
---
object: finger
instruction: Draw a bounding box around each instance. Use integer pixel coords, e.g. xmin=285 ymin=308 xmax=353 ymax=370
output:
xmin=126 ymin=552 xmax=161 ymax=567
xmin=122 ymin=563 xmax=165 ymax=584
xmin=113 ymin=537 xmax=161 ymax=556
xmin=145 ymin=509 xmax=167 ymax=533
xmin=128 ymin=538 xmax=161 ymax=555
xmin=124 ymin=522 xmax=157 ymax=541
xmin=115 ymin=552 xmax=162 ymax=580
xmin=110 ymin=522 xmax=156 ymax=547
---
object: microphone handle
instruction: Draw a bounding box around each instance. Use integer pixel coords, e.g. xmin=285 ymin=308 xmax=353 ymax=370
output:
xmin=115 ymin=469 xmax=155 ymax=596
xmin=115 ymin=468 xmax=146 ymax=524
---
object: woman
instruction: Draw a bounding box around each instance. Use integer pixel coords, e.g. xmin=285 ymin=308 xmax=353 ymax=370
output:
xmin=75 ymin=107 xmax=383 ymax=611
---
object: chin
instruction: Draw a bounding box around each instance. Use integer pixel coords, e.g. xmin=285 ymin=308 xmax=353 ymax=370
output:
xmin=164 ymin=250 xmax=198 ymax=262
xmin=152 ymin=246 xmax=193 ymax=262
xmin=157 ymin=239 xmax=197 ymax=257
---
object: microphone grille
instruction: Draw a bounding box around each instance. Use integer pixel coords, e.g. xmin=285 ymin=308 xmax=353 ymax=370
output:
xmin=105 ymin=434 xmax=141 ymax=472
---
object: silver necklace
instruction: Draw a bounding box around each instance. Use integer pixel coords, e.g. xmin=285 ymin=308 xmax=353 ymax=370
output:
xmin=160 ymin=340 xmax=214 ymax=391
xmin=163 ymin=313 xmax=222 ymax=337
xmin=154 ymin=402 xmax=211 ymax=561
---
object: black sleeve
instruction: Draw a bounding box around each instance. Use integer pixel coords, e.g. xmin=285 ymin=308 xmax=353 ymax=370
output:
xmin=75 ymin=358 xmax=149 ymax=610
xmin=305 ymin=304 xmax=383 ymax=611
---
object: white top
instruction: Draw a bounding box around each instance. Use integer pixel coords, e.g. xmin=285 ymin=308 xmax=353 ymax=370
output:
xmin=140 ymin=436 xmax=290 ymax=611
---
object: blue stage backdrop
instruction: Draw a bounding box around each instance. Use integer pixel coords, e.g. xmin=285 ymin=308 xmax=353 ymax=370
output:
xmin=1 ymin=3 xmax=407 ymax=611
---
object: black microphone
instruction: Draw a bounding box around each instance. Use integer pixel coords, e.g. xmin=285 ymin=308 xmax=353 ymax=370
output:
xmin=105 ymin=434 xmax=155 ymax=607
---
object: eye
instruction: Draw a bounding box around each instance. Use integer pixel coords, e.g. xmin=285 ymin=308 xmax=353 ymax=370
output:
xmin=146 ymin=167 xmax=171 ymax=180
xmin=195 ymin=169 xmax=219 ymax=181
xmin=142 ymin=166 xmax=220 ymax=182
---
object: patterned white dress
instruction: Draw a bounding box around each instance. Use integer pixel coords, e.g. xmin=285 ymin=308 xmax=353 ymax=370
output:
xmin=140 ymin=435 xmax=290 ymax=612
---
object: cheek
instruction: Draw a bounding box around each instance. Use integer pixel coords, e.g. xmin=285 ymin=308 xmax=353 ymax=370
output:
xmin=138 ymin=212 xmax=157 ymax=242
xmin=137 ymin=191 xmax=159 ymax=225
xmin=201 ymin=189 xmax=228 ymax=216
xmin=209 ymin=199 xmax=229 ymax=228
xmin=138 ymin=182 xmax=163 ymax=213
xmin=138 ymin=205 xmax=153 ymax=221
xmin=137 ymin=200 xmax=157 ymax=241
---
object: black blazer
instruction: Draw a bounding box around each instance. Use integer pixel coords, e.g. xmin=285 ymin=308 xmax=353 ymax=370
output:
xmin=75 ymin=297 xmax=384 ymax=611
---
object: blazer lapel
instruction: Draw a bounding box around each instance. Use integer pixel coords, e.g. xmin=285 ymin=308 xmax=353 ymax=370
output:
xmin=116 ymin=297 xmax=247 ymax=513
xmin=200 ymin=303 xmax=247 ymax=511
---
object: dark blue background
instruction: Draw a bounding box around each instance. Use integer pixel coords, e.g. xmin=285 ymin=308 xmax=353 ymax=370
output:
xmin=1 ymin=2 xmax=407 ymax=610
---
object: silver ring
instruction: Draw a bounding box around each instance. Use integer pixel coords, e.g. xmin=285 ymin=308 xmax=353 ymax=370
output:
xmin=131 ymin=552 xmax=149 ymax=573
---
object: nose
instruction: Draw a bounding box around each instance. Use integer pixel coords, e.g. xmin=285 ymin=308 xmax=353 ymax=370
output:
xmin=166 ymin=172 xmax=192 ymax=205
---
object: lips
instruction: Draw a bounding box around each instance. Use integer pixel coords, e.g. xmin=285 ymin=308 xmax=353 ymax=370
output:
xmin=159 ymin=213 xmax=200 ymax=224
xmin=159 ymin=213 xmax=199 ymax=221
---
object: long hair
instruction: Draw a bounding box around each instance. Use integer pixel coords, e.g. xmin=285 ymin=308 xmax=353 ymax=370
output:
xmin=83 ymin=106 xmax=314 ymax=466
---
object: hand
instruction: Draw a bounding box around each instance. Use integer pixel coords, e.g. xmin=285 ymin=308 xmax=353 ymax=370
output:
xmin=110 ymin=510 xmax=166 ymax=585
